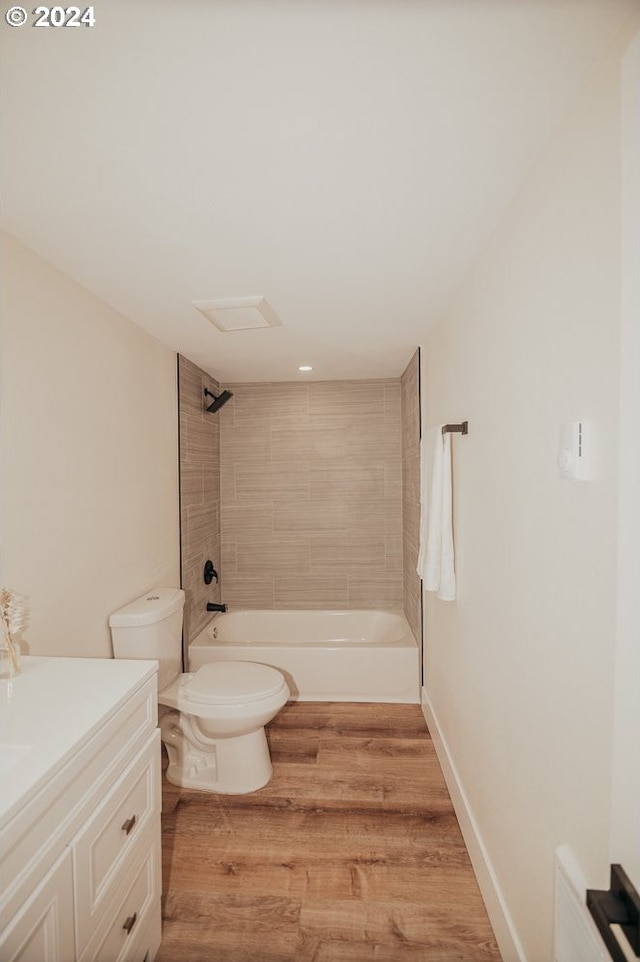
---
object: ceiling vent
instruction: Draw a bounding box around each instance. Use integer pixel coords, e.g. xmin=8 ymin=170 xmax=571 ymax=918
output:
xmin=192 ymin=296 xmax=281 ymax=333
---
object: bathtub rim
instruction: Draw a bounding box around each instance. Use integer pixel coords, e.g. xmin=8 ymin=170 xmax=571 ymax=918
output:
xmin=190 ymin=608 xmax=418 ymax=649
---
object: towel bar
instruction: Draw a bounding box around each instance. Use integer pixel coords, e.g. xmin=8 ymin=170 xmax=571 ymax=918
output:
xmin=442 ymin=421 xmax=468 ymax=435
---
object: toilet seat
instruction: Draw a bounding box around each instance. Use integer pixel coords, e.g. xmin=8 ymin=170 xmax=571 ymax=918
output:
xmin=185 ymin=662 xmax=286 ymax=705
xmin=159 ymin=661 xmax=288 ymax=716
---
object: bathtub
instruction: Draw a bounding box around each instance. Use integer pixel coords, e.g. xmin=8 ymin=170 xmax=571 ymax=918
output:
xmin=188 ymin=609 xmax=420 ymax=703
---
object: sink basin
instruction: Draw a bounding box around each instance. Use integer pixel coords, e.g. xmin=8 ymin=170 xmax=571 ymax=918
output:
xmin=0 ymin=743 xmax=32 ymax=778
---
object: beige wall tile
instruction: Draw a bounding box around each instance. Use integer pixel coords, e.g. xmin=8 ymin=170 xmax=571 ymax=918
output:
xmin=271 ymin=425 xmax=347 ymax=463
xmin=403 ymin=584 xmax=422 ymax=645
xmin=219 ymin=461 xmax=236 ymax=503
xmin=273 ymin=500 xmax=348 ymax=538
xmin=222 ymin=574 xmax=275 ymax=609
xmin=310 ymin=465 xmax=385 ymax=502
xmin=186 ymin=502 xmax=219 ymax=550
xmin=403 ymin=540 xmax=419 ymax=574
xmin=385 ymin=535 xmax=403 ymax=570
xmin=178 ymin=356 xmax=208 ymax=413
xmin=180 ymin=464 xmax=203 ymax=505
xmin=347 ymin=573 xmax=403 ymax=609
xmin=401 ymin=349 xmax=422 ymax=643
xmin=218 ymin=394 xmax=235 ymax=424
xmin=220 ymin=417 xmax=271 ymax=462
xmin=402 ymin=498 xmax=421 ymax=544
xmin=310 ymin=540 xmax=386 ymax=571
xmin=229 ymin=382 xmax=310 ymax=422
xmin=236 ymin=541 xmax=310 ymax=574
xmin=203 ymin=464 xmax=220 ymax=504
xmin=220 ymin=542 xmax=238 ymax=575
xmin=346 ymin=499 xmax=402 ymax=537
xmin=384 ymin=379 xmax=402 ymax=417
xmin=178 ymin=355 xmax=222 ymax=644
xmin=308 ymin=380 xmax=386 ymax=417
xmin=220 ymin=503 xmax=274 ymax=543
xmin=184 ymin=412 xmax=218 ymax=463
xmin=273 ymin=573 xmax=349 ymax=609
xmin=384 ymin=461 xmax=402 ymax=500
xmin=402 ymin=452 xmax=420 ymax=502
xmin=341 ymin=420 xmax=401 ymax=462
xmin=236 ymin=462 xmax=310 ymax=501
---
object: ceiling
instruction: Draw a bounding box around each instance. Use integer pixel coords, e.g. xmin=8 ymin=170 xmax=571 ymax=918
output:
xmin=1 ymin=0 xmax=634 ymax=383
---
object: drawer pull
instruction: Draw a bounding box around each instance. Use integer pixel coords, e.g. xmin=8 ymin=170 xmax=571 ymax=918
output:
xmin=122 ymin=912 xmax=137 ymax=935
xmin=121 ymin=815 xmax=137 ymax=836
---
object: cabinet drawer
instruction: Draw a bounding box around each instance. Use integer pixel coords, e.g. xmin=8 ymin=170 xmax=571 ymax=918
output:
xmin=73 ymin=731 xmax=161 ymax=954
xmin=79 ymin=826 xmax=161 ymax=962
xmin=118 ymin=900 xmax=161 ymax=962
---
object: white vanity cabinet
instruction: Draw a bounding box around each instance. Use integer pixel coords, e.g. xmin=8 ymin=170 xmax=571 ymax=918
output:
xmin=0 ymin=849 xmax=75 ymax=961
xmin=0 ymin=657 xmax=163 ymax=962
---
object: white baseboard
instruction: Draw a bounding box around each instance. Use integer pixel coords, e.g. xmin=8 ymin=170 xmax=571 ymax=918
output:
xmin=421 ymin=689 xmax=527 ymax=962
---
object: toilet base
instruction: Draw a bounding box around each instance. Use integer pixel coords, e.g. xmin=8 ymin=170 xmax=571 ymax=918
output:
xmin=161 ymin=713 xmax=274 ymax=794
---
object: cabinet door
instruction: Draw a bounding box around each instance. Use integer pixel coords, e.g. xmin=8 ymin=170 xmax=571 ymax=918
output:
xmin=0 ymin=849 xmax=74 ymax=962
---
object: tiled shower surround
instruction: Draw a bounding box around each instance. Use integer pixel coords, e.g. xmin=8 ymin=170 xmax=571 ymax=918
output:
xmin=219 ymin=379 xmax=403 ymax=610
xmin=178 ymin=356 xmax=422 ymax=642
xmin=178 ymin=355 xmax=222 ymax=644
xmin=401 ymin=350 xmax=422 ymax=646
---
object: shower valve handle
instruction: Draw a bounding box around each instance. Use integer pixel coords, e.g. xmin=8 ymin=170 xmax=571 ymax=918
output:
xmin=204 ymin=560 xmax=218 ymax=585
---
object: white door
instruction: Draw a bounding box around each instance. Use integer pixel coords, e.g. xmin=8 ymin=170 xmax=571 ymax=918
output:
xmin=607 ymin=22 xmax=640 ymax=956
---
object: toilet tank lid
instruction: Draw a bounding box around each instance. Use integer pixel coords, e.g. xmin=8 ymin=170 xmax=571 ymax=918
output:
xmin=109 ymin=588 xmax=185 ymax=627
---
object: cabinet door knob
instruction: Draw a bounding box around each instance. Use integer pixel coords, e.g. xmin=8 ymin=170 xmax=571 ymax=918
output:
xmin=122 ymin=912 xmax=137 ymax=935
xmin=121 ymin=815 xmax=137 ymax=835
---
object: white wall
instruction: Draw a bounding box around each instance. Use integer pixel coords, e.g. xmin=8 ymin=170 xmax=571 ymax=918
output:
xmin=0 ymin=234 xmax=180 ymax=658
xmin=420 ymin=20 xmax=637 ymax=962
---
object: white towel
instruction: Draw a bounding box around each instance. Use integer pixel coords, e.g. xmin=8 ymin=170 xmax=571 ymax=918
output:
xmin=417 ymin=426 xmax=456 ymax=601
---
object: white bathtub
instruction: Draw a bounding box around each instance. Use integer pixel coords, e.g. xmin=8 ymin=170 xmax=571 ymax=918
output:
xmin=188 ymin=609 xmax=420 ymax=703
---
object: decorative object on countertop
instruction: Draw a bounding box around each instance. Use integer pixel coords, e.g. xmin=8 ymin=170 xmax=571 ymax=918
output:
xmin=0 ymin=587 xmax=27 ymax=678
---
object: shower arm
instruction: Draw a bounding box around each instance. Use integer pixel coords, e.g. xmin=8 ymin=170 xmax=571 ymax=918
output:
xmin=203 ymin=387 xmax=233 ymax=413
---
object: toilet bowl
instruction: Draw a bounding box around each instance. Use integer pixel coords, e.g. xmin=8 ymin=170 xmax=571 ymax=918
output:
xmin=159 ymin=661 xmax=289 ymax=793
xmin=109 ymin=588 xmax=290 ymax=795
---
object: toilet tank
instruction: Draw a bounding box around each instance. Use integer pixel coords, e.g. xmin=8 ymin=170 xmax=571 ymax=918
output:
xmin=109 ymin=588 xmax=185 ymax=690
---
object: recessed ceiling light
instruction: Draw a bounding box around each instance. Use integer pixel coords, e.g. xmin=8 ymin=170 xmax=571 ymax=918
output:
xmin=298 ymin=365 xmax=313 ymax=372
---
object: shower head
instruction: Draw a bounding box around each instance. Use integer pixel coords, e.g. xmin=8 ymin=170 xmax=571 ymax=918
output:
xmin=204 ymin=388 xmax=233 ymax=413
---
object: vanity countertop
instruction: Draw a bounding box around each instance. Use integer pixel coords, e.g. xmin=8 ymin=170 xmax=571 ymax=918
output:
xmin=0 ymin=655 xmax=157 ymax=828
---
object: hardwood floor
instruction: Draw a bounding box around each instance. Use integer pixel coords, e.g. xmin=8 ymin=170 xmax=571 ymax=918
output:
xmin=156 ymin=702 xmax=502 ymax=962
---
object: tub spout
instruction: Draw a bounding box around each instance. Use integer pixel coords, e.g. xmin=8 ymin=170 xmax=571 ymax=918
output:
xmin=207 ymin=602 xmax=227 ymax=612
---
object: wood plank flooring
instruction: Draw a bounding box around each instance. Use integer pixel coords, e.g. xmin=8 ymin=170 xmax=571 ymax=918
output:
xmin=156 ymin=702 xmax=502 ymax=962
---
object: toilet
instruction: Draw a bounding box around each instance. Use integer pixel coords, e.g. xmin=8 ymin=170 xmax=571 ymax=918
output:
xmin=109 ymin=588 xmax=289 ymax=794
